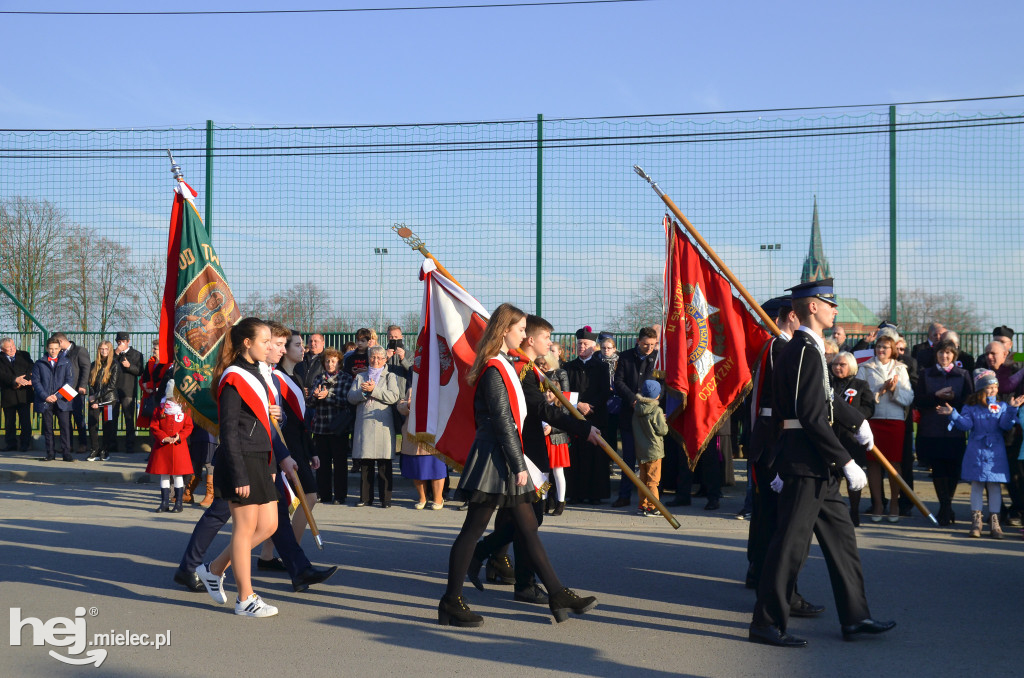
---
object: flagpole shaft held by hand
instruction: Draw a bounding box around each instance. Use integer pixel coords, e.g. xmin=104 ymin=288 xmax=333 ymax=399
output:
xmin=868 ymin=444 xmax=937 ymax=525
xmin=270 ymin=418 xmax=324 ymax=550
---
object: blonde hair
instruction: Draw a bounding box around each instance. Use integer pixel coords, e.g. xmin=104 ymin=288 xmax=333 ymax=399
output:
xmin=90 ymin=341 xmax=115 ymax=387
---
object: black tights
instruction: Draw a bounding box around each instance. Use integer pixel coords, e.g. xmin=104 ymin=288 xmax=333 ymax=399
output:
xmin=476 ymin=501 xmax=545 ymax=588
xmin=446 ymin=501 xmax=561 ymax=598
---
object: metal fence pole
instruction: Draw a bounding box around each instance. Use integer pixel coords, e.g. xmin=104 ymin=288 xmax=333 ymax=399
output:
xmin=889 ymin=105 xmax=897 ymax=325
xmin=205 ymin=119 xmax=214 ymax=236
xmin=535 ymin=113 xmax=543 ymax=316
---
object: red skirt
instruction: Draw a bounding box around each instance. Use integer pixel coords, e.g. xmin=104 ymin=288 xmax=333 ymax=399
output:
xmin=870 ymin=418 xmax=905 ymax=464
xmin=546 ymin=438 xmax=570 ymax=469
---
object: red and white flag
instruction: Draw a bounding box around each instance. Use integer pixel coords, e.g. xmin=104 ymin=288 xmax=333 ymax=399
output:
xmin=661 ymin=219 xmax=771 ymax=468
xmin=57 ymin=384 xmax=77 ymax=401
xmin=853 ymin=349 xmax=874 ymax=364
xmin=103 ymin=405 xmax=115 ymax=422
xmin=405 ymin=259 xmax=489 ymax=469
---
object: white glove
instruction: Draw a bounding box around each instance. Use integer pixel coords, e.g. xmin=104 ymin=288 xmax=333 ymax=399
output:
xmin=843 ymin=460 xmax=867 ymax=492
xmin=770 ymin=474 xmax=783 ymax=493
xmin=853 ymin=420 xmax=874 ymax=450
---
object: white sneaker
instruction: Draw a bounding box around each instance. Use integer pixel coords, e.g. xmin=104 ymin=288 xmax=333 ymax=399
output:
xmin=235 ymin=594 xmax=278 ymax=618
xmin=196 ymin=563 xmax=227 ymax=604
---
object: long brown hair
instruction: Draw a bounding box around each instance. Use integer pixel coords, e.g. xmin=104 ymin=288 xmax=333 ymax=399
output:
xmin=210 ymin=317 xmax=269 ymax=393
xmin=466 ymin=303 xmax=525 ymax=386
xmin=90 ymin=340 xmax=115 ymax=387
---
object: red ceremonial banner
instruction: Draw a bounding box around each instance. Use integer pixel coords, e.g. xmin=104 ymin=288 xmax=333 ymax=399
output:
xmin=662 ymin=220 xmax=771 ymax=468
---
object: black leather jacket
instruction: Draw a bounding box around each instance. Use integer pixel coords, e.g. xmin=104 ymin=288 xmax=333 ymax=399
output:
xmin=216 ymin=357 xmax=273 ymax=489
xmin=88 ymin=360 xmax=121 ymax=407
xmin=457 ymin=360 xmax=532 ymax=501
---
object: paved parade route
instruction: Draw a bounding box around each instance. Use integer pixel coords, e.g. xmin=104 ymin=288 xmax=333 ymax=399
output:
xmin=1 ymin=465 xmax=1021 ymax=677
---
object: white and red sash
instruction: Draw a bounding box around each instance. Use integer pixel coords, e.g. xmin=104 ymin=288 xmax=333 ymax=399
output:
xmin=487 ymin=354 xmax=545 ymax=492
xmin=272 ymin=369 xmax=305 ymax=420
xmin=218 ymin=365 xmax=275 ymax=441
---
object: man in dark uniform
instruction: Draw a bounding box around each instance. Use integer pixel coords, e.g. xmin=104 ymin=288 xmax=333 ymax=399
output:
xmin=750 ymin=279 xmax=895 ymax=647
xmin=0 ymin=337 xmax=35 ymax=451
xmin=564 ymin=326 xmax=610 ymax=503
xmin=113 ymin=333 xmax=144 ymax=453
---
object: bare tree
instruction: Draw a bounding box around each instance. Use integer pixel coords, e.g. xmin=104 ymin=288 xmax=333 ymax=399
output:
xmin=268 ymin=281 xmax=332 ymax=333
xmin=60 ymin=225 xmax=99 ymax=333
xmin=136 ymin=255 xmax=167 ymax=332
xmin=239 ymin=291 xmax=272 ymax=320
xmin=0 ymin=197 xmax=68 ymax=333
xmin=92 ymin=238 xmax=139 ymax=335
xmin=879 ymin=288 xmax=984 ymax=334
xmin=611 ymin=273 xmax=664 ymax=334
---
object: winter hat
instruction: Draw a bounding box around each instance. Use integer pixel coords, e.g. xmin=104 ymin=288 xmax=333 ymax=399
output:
xmin=640 ymin=379 xmax=661 ymax=399
xmin=973 ymin=369 xmax=998 ymax=391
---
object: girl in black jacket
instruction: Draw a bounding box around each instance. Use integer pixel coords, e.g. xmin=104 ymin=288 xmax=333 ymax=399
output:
xmin=440 ymin=303 xmax=597 ymax=628
xmin=196 ymin=317 xmax=282 ymax=618
xmin=86 ymin=341 xmax=121 ymax=461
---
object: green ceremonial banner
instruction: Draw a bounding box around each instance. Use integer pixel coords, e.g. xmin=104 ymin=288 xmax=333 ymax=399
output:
xmin=158 ymin=179 xmax=240 ymax=434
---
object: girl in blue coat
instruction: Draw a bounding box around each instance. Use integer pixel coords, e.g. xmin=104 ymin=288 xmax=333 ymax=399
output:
xmin=937 ymin=369 xmax=1024 ymax=539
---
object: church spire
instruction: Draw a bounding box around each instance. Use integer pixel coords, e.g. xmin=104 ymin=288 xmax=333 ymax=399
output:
xmin=801 ymin=195 xmax=831 ymax=282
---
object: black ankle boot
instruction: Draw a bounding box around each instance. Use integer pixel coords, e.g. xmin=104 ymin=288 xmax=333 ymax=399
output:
xmin=548 ymin=587 xmax=598 ymax=623
xmin=173 ymin=487 xmax=184 ymax=513
xmin=467 ymin=555 xmax=485 ymax=592
xmin=551 ymin=501 xmax=566 ymax=516
xmin=438 ymin=595 xmax=483 ymax=627
xmin=156 ymin=488 xmax=170 ymax=513
xmin=486 ymin=555 xmax=515 ymax=585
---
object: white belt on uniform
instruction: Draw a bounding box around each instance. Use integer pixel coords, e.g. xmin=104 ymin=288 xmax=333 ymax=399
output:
xmin=758 ymin=408 xmax=772 ymax=417
xmin=783 ymin=419 xmax=803 ymax=429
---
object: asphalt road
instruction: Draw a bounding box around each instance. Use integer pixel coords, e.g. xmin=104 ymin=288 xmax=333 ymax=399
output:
xmin=1 ymin=461 xmax=1022 ymax=677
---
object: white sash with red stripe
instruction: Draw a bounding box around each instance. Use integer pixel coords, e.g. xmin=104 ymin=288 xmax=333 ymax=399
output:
xmin=487 ymin=355 xmax=546 ymax=492
xmin=218 ymin=366 xmax=274 ymax=440
xmin=272 ymin=369 xmax=305 ymax=419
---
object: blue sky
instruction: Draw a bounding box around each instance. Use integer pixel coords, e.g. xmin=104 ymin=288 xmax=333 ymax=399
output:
xmin=2 ymin=1 xmax=1023 ymax=338
xmin=3 ymin=0 xmax=1023 ymax=128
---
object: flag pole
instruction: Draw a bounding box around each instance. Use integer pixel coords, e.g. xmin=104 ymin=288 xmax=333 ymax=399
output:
xmin=392 ymin=224 xmax=680 ymax=530
xmin=634 ymin=166 xmax=937 ymax=526
xmin=270 ymin=418 xmax=324 ymax=550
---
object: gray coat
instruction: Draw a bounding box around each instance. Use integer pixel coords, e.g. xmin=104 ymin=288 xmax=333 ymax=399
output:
xmin=347 ymin=368 xmax=401 ymax=460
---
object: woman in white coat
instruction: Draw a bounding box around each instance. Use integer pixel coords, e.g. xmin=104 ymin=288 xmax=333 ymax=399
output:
xmin=348 ymin=346 xmax=401 ymax=507
xmin=859 ymin=333 xmax=914 ymax=523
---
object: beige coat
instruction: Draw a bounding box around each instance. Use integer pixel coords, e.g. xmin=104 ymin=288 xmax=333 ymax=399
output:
xmin=347 ymin=368 xmax=401 ymax=460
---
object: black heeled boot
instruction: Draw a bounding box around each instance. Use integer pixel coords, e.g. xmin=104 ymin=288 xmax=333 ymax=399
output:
xmin=467 ymin=554 xmax=485 ymax=591
xmin=172 ymin=487 xmax=184 ymax=513
xmin=549 ymin=587 xmax=598 ymax=623
xmin=156 ymin=488 xmax=170 ymax=513
xmin=551 ymin=501 xmax=566 ymax=516
xmin=486 ymin=555 xmax=515 ymax=585
xmin=437 ymin=595 xmax=483 ymax=627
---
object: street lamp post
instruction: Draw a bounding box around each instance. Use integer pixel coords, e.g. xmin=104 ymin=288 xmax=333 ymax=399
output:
xmin=759 ymin=243 xmax=782 ymax=294
xmin=375 ymin=247 xmax=389 ymax=330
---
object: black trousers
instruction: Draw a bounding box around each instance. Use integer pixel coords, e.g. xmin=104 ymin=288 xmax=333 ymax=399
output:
xmin=2 ymin=403 xmax=32 ymax=449
xmin=476 ymin=499 xmax=546 ymax=589
xmin=178 ymin=493 xmax=312 ymax=581
xmin=41 ymin=408 xmax=72 ymax=460
xmin=359 ymin=458 xmax=392 ymax=506
xmin=87 ymin=407 xmax=117 ymax=453
xmin=112 ymin=395 xmax=137 ymax=451
xmin=753 ymin=474 xmax=871 ymax=631
xmin=746 ymin=457 xmax=777 ymax=584
xmin=69 ymin=392 xmax=88 ymax=447
xmin=314 ymin=433 xmax=349 ymax=503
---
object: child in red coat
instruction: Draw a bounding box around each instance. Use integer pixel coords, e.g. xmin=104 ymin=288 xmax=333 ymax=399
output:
xmin=146 ymin=380 xmax=195 ymax=513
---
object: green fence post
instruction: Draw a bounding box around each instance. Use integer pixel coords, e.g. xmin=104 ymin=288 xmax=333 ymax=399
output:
xmin=535 ymin=113 xmax=543 ymax=316
xmin=888 ymin=105 xmax=897 ymax=325
xmin=0 ymin=279 xmax=49 ymax=354
xmin=205 ymin=119 xmax=214 ymax=236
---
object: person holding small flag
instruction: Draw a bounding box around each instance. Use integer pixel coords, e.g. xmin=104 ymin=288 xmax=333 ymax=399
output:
xmin=750 ymin=279 xmax=895 ymax=647
xmin=146 ymin=379 xmax=195 ymax=512
xmin=440 ymin=304 xmax=597 ymax=627
xmin=31 ymin=336 xmax=75 ymax=463
xmin=86 ymin=340 xmax=121 ymax=462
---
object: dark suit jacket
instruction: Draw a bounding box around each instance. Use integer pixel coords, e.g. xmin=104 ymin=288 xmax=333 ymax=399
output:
xmin=564 ymin=355 xmax=609 ymax=429
xmin=912 ymin=341 xmax=935 ymax=370
xmin=612 ymin=347 xmax=658 ymax=425
xmin=0 ymin=350 xmax=35 ymax=407
xmin=114 ymin=347 xmax=144 ymax=399
xmin=63 ymin=343 xmax=92 ymax=392
xmin=771 ymin=330 xmax=852 ymax=478
xmin=520 ymin=366 xmax=591 ymax=472
xmin=32 ymin=355 xmax=74 ymax=412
